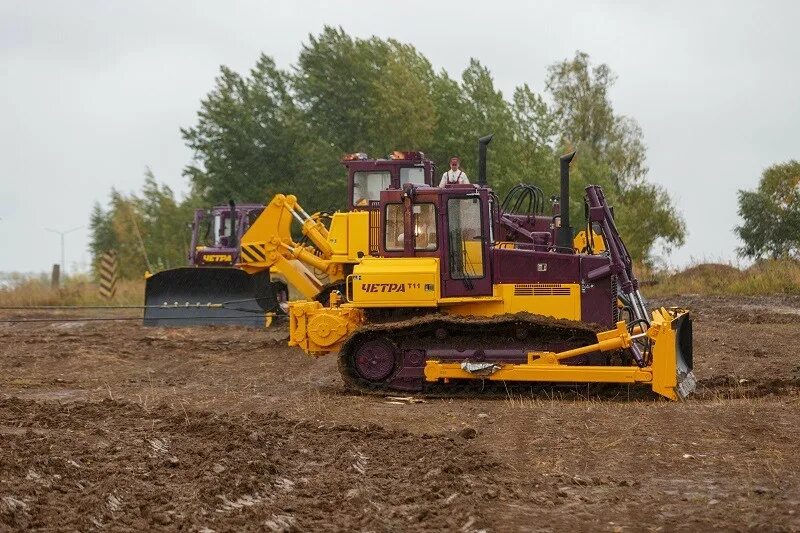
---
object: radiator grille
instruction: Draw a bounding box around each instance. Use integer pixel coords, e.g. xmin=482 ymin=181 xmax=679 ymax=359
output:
xmin=514 ymin=284 xmax=571 ymax=296
xmin=369 ymin=210 xmax=380 ymax=256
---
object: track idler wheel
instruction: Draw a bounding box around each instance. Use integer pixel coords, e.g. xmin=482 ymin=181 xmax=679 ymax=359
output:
xmin=352 ymin=337 xmax=398 ymax=382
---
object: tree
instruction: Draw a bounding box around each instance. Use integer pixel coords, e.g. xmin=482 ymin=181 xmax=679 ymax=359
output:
xmin=294 ymin=27 xmax=388 ymax=153
xmin=736 ymin=161 xmax=800 ymax=259
xmin=545 ymin=51 xmax=685 ymax=259
xmin=368 ymin=48 xmax=437 ymax=156
xmin=89 ymin=170 xmax=202 ymax=279
xmin=546 ymin=51 xmax=647 ymax=189
xmin=458 ymin=59 xmax=517 ymax=192
xmin=182 ymin=55 xmax=315 ymax=207
xmin=427 ymin=69 xmax=473 ymax=175
xmin=509 ymin=83 xmax=559 ymax=191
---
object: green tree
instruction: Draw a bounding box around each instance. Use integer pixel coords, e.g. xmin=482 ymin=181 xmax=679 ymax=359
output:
xmin=546 ymin=51 xmax=648 ymax=189
xmin=293 ymin=27 xmax=440 ymax=161
xmin=182 ymin=55 xmax=316 ymax=207
xmin=294 ymin=27 xmax=388 ymax=153
xmin=509 ymin=83 xmax=559 ymax=191
xmin=736 ymin=161 xmax=800 ymax=259
xmin=545 ymin=51 xmax=685 ymax=259
xmin=107 ymin=190 xmax=150 ymax=279
xmin=459 ymin=59 xmax=516 ymax=192
xmin=369 ymin=51 xmax=437 ymax=156
xmin=136 ymin=169 xmax=200 ymax=272
xmin=89 ymin=170 xmax=203 ymax=279
xmin=426 ymin=70 xmax=473 ymax=175
xmin=88 ymin=202 xmax=115 ymax=276
xmin=89 ymin=190 xmax=146 ymax=279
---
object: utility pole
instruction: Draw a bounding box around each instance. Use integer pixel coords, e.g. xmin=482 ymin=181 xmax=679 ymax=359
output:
xmin=46 ymin=226 xmax=83 ymax=278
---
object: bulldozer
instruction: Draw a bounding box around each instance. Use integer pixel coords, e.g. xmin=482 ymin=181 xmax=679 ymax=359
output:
xmin=240 ymin=136 xmax=695 ymax=400
xmin=143 ymin=151 xmax=436 ymax=327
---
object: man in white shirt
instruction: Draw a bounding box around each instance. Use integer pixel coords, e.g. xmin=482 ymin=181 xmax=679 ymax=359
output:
xmin=439 ymin=157 xmax=469 ymax=187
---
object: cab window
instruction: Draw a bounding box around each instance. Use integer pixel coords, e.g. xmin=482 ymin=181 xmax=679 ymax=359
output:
xmin=384 ymin=203 xmax=404 ymax=251
xmin=353 ymin=171 xmax=391 ymax=206
xmin=412 ymin=203 xmax=438 ymax=251
xmin=213 ymin=212 xmax=233 ymax=247
xmin=400 ymin=167 xmax=426 ymax=187
xmin=447 ymin=197 xmax=485 ymax=279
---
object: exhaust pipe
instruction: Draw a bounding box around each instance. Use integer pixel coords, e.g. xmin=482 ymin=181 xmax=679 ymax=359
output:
xmin=557 ymin=151 xmax=576 ymax=250
xmin=477 ymin=134 xmax=494 ymax=186
xmin=228 ymin=199 xmax=237 ymax=249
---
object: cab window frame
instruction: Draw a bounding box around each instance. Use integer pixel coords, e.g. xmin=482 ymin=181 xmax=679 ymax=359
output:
xmin=446 ymin=195 xmax=487 ymax=280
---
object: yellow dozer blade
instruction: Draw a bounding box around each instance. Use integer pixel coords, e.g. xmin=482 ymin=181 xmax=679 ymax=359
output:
xmin=647 ymin=307 xmax=695 ymax=400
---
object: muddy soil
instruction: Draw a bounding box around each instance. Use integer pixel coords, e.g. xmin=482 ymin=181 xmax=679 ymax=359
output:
xmin=1 ymin=295 xmax=799 ymax=531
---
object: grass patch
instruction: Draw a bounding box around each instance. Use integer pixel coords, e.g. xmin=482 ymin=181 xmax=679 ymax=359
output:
xmin=642 ymin=258 xmax=800 ymax=297
xmin=0 ymin=274 xmax=144 ymax=306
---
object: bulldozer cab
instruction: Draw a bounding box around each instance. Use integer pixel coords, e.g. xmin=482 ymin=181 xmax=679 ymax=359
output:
xmin=343 ymin=151 xmax=435 ymax=211
xmin=189 ymin=204 xmax=265 ymax=266
xmin=378 ymin=185 xmax=493 ymax=298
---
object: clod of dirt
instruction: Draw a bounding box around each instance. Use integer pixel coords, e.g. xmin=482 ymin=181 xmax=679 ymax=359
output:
xmin=459 ymin=427 xmax=478 ymax=440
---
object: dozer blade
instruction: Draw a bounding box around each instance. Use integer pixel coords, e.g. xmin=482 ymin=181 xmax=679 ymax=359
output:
xmin=143 ymin=267 xmax=279 ymax=327
xmin=649 ymin=308 xmax=696 ymax=400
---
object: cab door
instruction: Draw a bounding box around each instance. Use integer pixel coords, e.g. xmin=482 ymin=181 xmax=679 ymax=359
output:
xmin=441 ymin=193 xmax=493 ymax=297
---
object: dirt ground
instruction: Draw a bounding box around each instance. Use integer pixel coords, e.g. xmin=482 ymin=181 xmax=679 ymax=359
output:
xmin=1 ymin=295 xmax=799 ymax=532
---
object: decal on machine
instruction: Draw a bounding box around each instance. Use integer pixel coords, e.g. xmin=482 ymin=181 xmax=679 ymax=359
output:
xmin=361 ymin=282 xmax=421 ymax=293
xmin=202 ymin=254 xmax=234 ymax=263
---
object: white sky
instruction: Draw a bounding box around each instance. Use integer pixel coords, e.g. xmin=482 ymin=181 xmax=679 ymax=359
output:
xmin=1 ymin=0 xmax=798 ymax=273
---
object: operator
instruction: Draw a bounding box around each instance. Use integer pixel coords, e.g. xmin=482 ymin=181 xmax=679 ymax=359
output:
xmin=439 ymin=157 xmax=469 ymax=187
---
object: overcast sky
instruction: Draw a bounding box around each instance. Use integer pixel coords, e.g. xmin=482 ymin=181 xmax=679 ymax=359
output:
xmin=1 ymin=0 xmax=798 ymax=274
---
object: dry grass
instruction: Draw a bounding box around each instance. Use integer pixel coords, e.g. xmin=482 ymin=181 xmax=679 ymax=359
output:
xmin=641 ymin=258 xmax=800 ymax=297
xmin=0 ymin=274 xmax=144 ymax=307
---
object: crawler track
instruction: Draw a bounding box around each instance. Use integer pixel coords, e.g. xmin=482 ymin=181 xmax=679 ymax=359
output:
xmin=338 ymin=312 xmax=612 ymax=394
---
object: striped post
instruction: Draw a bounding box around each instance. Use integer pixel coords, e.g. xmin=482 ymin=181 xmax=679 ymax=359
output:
xmin=98 ymin=251 xmax=119 ymax=300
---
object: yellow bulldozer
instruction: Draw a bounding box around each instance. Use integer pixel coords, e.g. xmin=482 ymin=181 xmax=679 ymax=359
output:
xmin=237 ymin=136 xmax=695 ymax=400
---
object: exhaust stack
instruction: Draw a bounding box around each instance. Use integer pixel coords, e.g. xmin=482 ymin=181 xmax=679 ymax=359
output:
xmin=477 ymin=134 xmax=494 ymax=186
xmin=557 ymin=151 xmax=576 ymax=250
xmin=229 ymin=199 xmax=237 ymax=249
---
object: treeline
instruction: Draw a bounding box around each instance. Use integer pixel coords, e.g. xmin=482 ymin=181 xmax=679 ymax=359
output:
xmin=91 ymin=26 xmax=685 ymax=278
xmin=89 ymin=171 xmax=202 ymax=279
